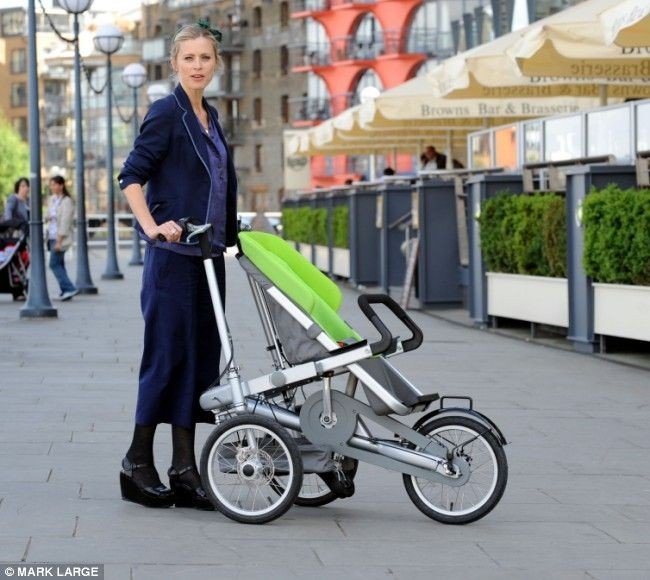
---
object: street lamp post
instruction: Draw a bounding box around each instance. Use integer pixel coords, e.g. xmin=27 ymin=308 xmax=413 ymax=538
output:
xmin=122 ymin=62 xmax=147 ymax=266
xmin=59 ymin=0 xmax=97 ymax=294
xmin=94 ymin=24 xmax=124 ymax=280
xmin=21 ymin=0 xmax=57 ymax=318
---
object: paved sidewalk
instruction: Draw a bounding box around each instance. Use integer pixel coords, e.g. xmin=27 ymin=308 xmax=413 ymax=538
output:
xmin=1 ymin=248 xmax=649 ymax=579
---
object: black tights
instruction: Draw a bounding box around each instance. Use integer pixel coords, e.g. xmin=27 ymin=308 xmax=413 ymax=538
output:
xmin=125 ymin=424 xmax=201 ymax=489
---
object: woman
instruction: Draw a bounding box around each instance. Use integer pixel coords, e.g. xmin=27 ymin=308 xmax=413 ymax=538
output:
xmin=46 ymin=175 xmax=78 ymax=301
xmin=3 ymin=177 xmax=30 ymax=227
xmin=117 ymin=21 xmax=237 ymax=510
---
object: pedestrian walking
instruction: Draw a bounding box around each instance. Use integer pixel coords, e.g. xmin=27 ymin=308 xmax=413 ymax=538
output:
xmin=46 ymin=175 xmax=78 ymax=301
xmin=117 ymin=20 xmax=238 ymax=510
xmin=3 ymin=177 xmax=30 ymax=229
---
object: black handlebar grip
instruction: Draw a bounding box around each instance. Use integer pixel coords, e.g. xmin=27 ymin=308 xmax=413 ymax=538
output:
xmin=358 ymin=294 xmax=393 ymax=355
xmin=357 ymin=293 xmax=424 ymax=354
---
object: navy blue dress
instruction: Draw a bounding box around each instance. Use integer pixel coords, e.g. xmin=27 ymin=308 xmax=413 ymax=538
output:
xmin=118 ymin=85 xmax=237 ymax=429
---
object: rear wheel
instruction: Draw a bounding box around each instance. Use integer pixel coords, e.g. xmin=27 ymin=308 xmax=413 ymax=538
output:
xmin=200 ymin=415 xmax=303 ymax=524
xmin=403 ymin=415 xmax=507 ymax=524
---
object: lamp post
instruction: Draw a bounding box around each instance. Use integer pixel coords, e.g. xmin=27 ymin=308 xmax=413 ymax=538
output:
xmin=59 ymin=0 xmax=97 ymax=294
xmin=122 ymin=62 xmax=147 ymax=266
xmin=94 ymin=23 xmax=124 ymax=280
xmin=21 ymin=0 xmax=57 ymax=318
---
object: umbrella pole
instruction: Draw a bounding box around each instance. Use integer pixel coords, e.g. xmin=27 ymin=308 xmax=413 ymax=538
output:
xmin=599 ymin=85 xmax=608 ymax=106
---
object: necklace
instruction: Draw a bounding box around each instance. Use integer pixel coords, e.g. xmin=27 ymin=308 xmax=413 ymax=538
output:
xmin=194 ymin=110 xmax=209 ymax=134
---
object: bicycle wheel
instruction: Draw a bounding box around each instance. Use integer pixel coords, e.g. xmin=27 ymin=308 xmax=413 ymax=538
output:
xmin=403 ymin=415 xmax=508 ymax=524
xmin=200 ymin=414 xmax=303 ymax=524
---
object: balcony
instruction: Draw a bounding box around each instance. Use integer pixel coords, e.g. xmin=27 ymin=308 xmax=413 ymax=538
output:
xmin=142 ymin=37 xmax=171 ymax=63
xmin=290 ymin=96 xmax=331 ymax=125
xmin=219 ymin=27 xmax=245 ymax=53
xmin=291 ymin=0 xmax=329 ymax=14
xmin=222 ymin=117 xmax=245 ymax=145
xmin=331 ymin=36 xmax=383 ymax=62
xmin=289 ymin=43 xmax=331 ymax=70
xmin=205 ymin=71 xmax=247 ymax=98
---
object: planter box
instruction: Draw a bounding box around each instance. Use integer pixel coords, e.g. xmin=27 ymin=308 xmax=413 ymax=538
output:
xmin=332 ymin=247 xmax=350 ymax=278
xmin=297 ymin=243 xmax=312 ymax=262
xmin=594 ymin=283 xmax=650 ymax=342
xmin=314 ymin=244 xmax=329 ymax=272
xmin=487 ymin=272 xmax=569 ymax=327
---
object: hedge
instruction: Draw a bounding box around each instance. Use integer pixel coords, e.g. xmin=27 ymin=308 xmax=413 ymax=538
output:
xmin=281 ymin=205 xmax=349 ymax=248
xmin=332 ymin=205 xmax=349 ymax=248
xmin=583 ymin=185 xmax=650 ymax=285
xmin=478 ymin=192 xmax=566 ymax=278
xmin=281 ymin=207 xmax=313 ymax=243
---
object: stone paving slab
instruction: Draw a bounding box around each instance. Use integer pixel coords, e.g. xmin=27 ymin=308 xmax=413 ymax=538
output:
xmin=0 ymin=248 xmax=649 ymax=578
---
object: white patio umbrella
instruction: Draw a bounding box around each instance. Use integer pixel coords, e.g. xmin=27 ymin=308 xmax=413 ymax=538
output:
xmin=427 ymin=3 xmax=650 ymax=102
xmin=509 ymin=0 xmax=650 ymax=80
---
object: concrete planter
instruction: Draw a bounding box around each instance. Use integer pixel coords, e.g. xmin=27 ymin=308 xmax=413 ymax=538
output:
xmin=487 ymin=272 xmax=569 ymax=327
xmin=594 ymin=283 xmax=650 ymax=342
xmin=314 ymin=244 xmax=329 ymax=272
xmin=297 ymin=243 xmax=311 ymax=262
xmin=332 ymin=247 xmax=350 ymax=278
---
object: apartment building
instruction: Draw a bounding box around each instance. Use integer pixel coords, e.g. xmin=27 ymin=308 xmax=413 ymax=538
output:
xmin=140 ymin=0 xmax=306 ymax=211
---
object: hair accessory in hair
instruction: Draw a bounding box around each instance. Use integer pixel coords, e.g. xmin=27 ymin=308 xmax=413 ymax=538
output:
xmin=196 ymin=18 xmax=222 ymax=43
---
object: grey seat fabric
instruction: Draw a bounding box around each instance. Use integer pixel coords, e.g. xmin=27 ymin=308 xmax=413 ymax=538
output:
xmin=356 ymin=357 xmax=425 ymax=416
xmin=238 ymin=255 xmax=331 ymax=364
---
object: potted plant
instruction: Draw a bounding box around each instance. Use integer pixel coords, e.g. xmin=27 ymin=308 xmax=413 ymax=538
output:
xmin=479 ymin=193 xmax=569 ymax=327
xmin=583 ymin=185 xmax=650 ymax=342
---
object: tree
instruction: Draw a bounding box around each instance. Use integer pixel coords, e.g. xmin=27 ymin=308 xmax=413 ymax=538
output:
xmin=0 ymin=114 xmax=30 ymax=209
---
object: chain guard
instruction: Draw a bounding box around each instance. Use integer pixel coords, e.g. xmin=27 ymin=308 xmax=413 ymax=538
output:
xmin=299 ymin=390 xmax=358 ymax=448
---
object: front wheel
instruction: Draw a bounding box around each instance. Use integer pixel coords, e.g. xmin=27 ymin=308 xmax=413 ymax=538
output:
xmin=403 ymin=415 xmax=507 ymax=524
xmin=200 ymin=414 xmax=303 ymax=524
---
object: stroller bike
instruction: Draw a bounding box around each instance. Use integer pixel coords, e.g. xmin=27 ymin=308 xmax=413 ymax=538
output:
xmin=181 ymin=220 xmax=508 ymax=525
xmin=0 ymin=220 xmax=29 ymax=301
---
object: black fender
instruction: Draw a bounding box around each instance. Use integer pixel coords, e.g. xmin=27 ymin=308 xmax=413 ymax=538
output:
xmin=412 ymin=407 xmax=508 ymax=447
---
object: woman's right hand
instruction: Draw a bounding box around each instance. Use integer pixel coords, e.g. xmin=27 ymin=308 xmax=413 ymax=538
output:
xmin=145 ymin=220 xmax=182 ymax=242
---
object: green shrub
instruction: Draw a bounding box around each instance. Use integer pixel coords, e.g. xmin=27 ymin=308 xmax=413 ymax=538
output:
xmin=332 ymin=205 xmax=349 ymax=248
xmin=281 ymin=207 xmax=314 ymax=243
xmin=312 ymin=208 xmax=328 ymax=246
xmin=478 ymin=192 xmax=567 ymax=277
xmin=583 ymin=185 xmax=650 ymax=285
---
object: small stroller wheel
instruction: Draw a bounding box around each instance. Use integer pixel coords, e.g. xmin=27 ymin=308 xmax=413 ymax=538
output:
xmin=200 ymin=414 xmax=303 ymax=524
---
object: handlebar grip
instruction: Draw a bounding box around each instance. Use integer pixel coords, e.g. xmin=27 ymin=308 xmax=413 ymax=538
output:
xmin=357 ymin=295 xmax=394 ymax=355
xmin=357 ymin=294 xmax=424 ymax=355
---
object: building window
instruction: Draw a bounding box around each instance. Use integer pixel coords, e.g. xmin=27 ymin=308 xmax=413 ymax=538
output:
xmin=12 ymin=117 xmax=27 ymax=141
xmin=281 ymin=94 xmax=289 ymax=124
xmin=255 ymin=144 xmax=263 ymax=172
xmin=253 ymin=97 xmax=262 ymax=125
xmin=10 ymin=49 xmax=26 ymax=74
xmin=252 ymin=49 xmax=262 ymax=79
xmin=280 ymin=46 xmax=289 ymax=76
xmin=253 ymin=6 xmax=262 ymax=30
xmin=1 ymin=10 xmax=24 ymax=36
xmin=11 ymin=83 xmax=27 ymax=108
xmin=280 ymin=2 xmax=289 ymax=28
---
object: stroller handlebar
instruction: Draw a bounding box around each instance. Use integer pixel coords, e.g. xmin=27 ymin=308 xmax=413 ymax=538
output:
xmin=357 ymin=294 xmax=424 ymax=356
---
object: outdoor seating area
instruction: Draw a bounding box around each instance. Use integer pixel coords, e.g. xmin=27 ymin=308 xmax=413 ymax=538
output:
xmin=282 ymin=0 xmax=650 ymax=357
xmin=282 ymin=98 xmax=650 ymax=356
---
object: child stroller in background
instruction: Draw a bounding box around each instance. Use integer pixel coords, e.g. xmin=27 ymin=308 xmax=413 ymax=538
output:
xmin=0 ymin=219 xmax=29 ymax=301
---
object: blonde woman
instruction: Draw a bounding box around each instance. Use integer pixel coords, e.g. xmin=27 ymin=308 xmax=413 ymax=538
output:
xmin=117 ymin=21 xmax=238 ymax=510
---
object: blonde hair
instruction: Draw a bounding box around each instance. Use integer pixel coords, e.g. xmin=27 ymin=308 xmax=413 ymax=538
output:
xmin=170 ymin=24 xmax=222 ymax=69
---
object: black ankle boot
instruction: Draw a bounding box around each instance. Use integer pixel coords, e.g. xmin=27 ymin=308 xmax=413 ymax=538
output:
xmin=168 ymin=466 xmax=215 ymax=511
xmin=319 ymin=470 xmax=356 ymax=498
xmin=120 ymin=457 xmax=174 ymax=508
